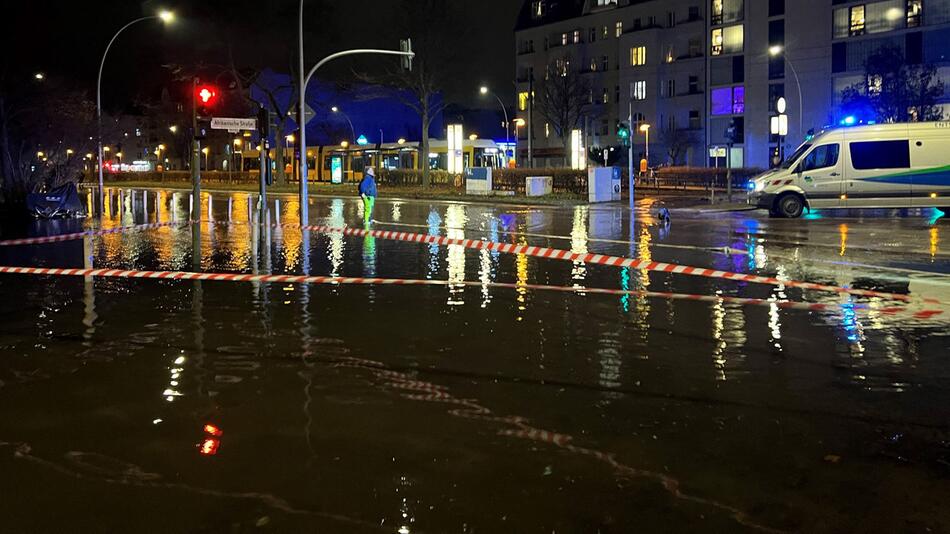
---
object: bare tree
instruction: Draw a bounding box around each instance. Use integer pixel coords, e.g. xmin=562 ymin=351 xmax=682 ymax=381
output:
xmin=0 ymin=71 xmax=97 ymax=203
xmin=536 ymin=57 xmax=595 ymax=166
xmin=658 ymin=127 xmax=697 ymax=166
xmin=355 ymin=0 xmax=466 ymax=187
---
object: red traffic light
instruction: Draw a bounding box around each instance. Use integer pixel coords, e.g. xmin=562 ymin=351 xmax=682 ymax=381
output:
xmin=196 ymin=85 xmax=217 ymax=105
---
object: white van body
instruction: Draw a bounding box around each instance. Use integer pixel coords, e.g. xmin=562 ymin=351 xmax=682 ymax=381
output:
xmin=751 ymin=122 xmax=950 ymax=218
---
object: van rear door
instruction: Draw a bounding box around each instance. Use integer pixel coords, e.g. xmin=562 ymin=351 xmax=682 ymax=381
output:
xmin=909 ymin=134 xmax=950 ymax=206
xmin=844 ymin=139 xmax=912 ymax=208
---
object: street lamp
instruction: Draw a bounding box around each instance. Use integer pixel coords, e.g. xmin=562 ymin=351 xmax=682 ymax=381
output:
xmin=96 ymin=10 xmax=175 ymax=214
xmin=233 ymin=138 xmax=244 ymax=173
xmin=331 ymin=106 xmax=356 ymax=142
xmin=639 ymin=124 xmax=651 ymax=167
xmin=201 ymin=146 xmax=210 ymax=171
xmin=156 ymin=144 xmax=166 ymax=173
xmin=169 ymin=125 xmax=178 ymax=134
xmin=34 ymin=73 xmax=45 ymax=81
xmin=768 ymin=45 xmax=803 ymax=137
xmin=513 ymin=118 xmax=526 ymax=166
xmin=479 ymin=85 xmax=511 ymax=165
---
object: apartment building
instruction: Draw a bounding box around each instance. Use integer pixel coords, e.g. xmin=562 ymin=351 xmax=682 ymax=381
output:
xmin=515 ymin=0 xmax=950 ymax=169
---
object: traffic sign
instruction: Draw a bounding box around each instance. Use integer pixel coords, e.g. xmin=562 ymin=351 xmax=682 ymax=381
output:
xmin=211 ymin=117 xmax=258 ymax=131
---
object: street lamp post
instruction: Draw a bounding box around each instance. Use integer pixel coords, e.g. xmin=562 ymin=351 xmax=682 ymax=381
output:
xmin=479 ymin=86 xmax=511 ymax=166
xmin=201 ymin=147 xmax=210 ymax=171
xmin=331 ymin=106 xmax=356 ymax=143
xmin=96 ymin=10 xmax=174 ymax=216
xmin=513 ymin=118 xmax=526 ymax=166
xmin=769 ymin=46 xmax=804 ymax=138
xmin=640 ymin=124 xmax=651 ymax=167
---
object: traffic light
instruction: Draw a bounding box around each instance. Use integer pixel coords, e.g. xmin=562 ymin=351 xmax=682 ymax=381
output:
xmin=617 ymin=122 xmax=631 ymax=147
xmin=400 ymin=38 xmax=413 ymax=72
xmin=195 ymin=85 xmax=219 ymax=118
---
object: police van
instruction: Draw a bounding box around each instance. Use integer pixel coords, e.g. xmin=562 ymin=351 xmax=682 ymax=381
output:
xmin=751 ymin=122 xmax=950 ymax=218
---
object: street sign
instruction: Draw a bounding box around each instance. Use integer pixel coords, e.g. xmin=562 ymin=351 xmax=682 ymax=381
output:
xmin=211 ymin=117 xmax=258 ymax=131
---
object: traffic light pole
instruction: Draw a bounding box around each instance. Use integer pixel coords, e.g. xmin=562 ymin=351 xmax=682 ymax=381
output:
xmin=258 ymin=106 xmax=269 ymax=210
xmin=191 ymin=77 xmax=201 ymax=223
xmin=628 ymin=101 xmax=634 ymax=211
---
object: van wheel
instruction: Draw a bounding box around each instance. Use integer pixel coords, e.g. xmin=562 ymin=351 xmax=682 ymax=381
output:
xmin=775 ymin=193 xmax=805 ymax=219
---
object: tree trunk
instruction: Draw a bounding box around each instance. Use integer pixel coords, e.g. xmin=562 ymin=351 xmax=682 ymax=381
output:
xmin=420 ymin=105 xmax=431 ymax=188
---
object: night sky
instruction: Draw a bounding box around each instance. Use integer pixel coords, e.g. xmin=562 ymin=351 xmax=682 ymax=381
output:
xmin=9 ymin=0 xmax=521 ymax=112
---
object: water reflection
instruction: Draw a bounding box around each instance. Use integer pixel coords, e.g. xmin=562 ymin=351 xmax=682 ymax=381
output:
xmin=445 ymin=205 xmax=467 ymax=306
xmin=327 ymin=199 xmax=345 ymax=277
xmin=570 ymin=206 xmax=588 ymax=290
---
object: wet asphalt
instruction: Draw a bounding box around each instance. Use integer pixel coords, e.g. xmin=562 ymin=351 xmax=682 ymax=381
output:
xmin=0 ymin=188 xmax=948 ymax=533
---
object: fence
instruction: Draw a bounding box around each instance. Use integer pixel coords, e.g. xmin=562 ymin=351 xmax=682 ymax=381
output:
xmin=85 ymin=166 xmax=764 ymax=195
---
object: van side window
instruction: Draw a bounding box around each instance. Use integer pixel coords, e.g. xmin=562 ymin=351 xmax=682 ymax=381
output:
xmin=801 ymin=144 xmax=840 ymax=171
xmin=849 ymin=140 xmax=910 ymax=170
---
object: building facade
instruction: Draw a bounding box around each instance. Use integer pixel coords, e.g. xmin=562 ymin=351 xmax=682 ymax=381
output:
xmin=515 ymin=0 xmax=950 ymax=169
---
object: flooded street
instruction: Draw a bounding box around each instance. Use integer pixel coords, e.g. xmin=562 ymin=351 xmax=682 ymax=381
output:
xmin=1 ymin=188 xmax=949 ymax=533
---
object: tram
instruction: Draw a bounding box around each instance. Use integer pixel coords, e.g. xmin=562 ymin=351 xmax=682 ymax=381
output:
xmin=240 ymin=138 xmax=508 ymax=183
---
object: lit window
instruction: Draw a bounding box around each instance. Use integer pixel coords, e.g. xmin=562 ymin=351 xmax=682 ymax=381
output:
xmin=630 ymin=46 xmax=647 ymax=66
xmin=632 ymin=81 xmax=647 ymax=101
xmin=590 ymin=58 xmax=598 ymax=72
xmin=907 ymin=0 xmax=922 ymax=27
xmin=603 ymin=26 xmax=609 ymax=38
xmin=711 ymin=86 xmax=744 ymax=115
xmin=602 ymin=88 xmax=610 ymax=104
xmin=850 ymin=5 xmax=865 ymax=36
xmin=562 ymin=33 xmax=568 ymax=46
xmin=519 ymin=92 xmax=529 ymax=111
xmin=574 ymin=30 xmax=581 ymax=43
xmin=711 ymin=25 xmax=743 ymax=55
xmin=616 ymin=21 xmax=623 ymax=37
xmin=711 ymin=28 xmax=723 ymax=55
xmin=545 ymin=123 xmax=551 ymax=138
xmin=712 ymin=0 xmax=724 ymax=25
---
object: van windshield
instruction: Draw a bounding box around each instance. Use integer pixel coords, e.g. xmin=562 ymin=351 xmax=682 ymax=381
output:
xmin=781 ymin=143 xmax=812 ymax=169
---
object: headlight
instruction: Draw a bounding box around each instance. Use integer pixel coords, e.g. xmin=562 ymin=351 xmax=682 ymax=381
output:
xmin=754 ymin=181 xmax=766 ymax=192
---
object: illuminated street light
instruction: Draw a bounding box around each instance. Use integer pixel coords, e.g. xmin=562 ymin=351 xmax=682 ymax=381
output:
xmin=397 ymin=138 xmax=406 ymax=145
xmin=768 ymin=45 xmax=803 ymax=136
xmin=331 ymin=106 xmax=356 ymax=142
xmin=340 ymin=141 xmax=349 ymax=148
xmin=36 ymin=151 xmax=45 ymax=158
xmin=478 ymin=85 xmax=512 ymax=165
xmin=34 ymin=73 xmax=45 ymax=81
xmin=96 ymin=10 xmax=176 ymax=210
xmin=169 ymin=125 xmax=178 ymax=134
xmin=639 ymin=124 xmax=650 ymax=166
xmin=66 ymin=149 xmax=74 ymax=156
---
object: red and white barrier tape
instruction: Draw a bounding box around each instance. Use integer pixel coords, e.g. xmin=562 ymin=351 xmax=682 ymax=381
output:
xmin=300 ymin=224 xmax=941 ymax=306
xmin=0 ymin=222 xmax=182 ymax=247
xmin=0 ymin=265 xmax=942 ymax=319
xmin=3 ymin=218 xmax=942 ymax=309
